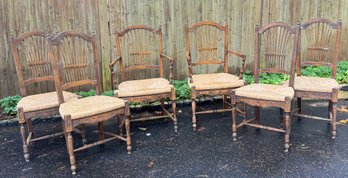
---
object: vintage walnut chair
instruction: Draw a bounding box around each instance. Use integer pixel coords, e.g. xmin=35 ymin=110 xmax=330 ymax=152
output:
xmin=289 ymin=18 xmax=342 ymax=139
xmin=185 ymin=21 xmax=246 ymax=130
xmin=231 ymin=22 xmax=299 ymax=152
xmin=11 ymin=31 xmax=79 ymax=162
xmin=110 ymin=25 xmax=177 ymax=132
xmin=49 ymin=31 xmax=131 ymax=174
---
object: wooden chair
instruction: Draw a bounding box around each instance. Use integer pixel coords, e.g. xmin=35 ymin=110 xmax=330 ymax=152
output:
xmin=231 ymin=22 xmax=300 ymax=152
xmin=291 ymin=18 xmax=342 ymax=139
xmin=49 ymin=31 xmax=131 ymax=174
xmin=185 ymin=21 xmax=246 ymax=130
xmin=11 ymin=31 xmax=79 ymax=162
xmin=110 ymin=25 xmax=177 ymax=132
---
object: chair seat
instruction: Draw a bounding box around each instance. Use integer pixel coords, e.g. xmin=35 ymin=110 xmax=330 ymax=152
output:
xmin=59 ymin=95 xmax=125 ymax=120
xmin=17 ymin=91 xmax=79 ymax=112
xmin=235 ymin=84 xmax=294 ymax=101
xmin=284 ymin=76 xmax=339 ymax=93
xmin=190 ymin=73 xmax=244 ymax=90
xmin=115 ymin=78 xmax=172 ymax=97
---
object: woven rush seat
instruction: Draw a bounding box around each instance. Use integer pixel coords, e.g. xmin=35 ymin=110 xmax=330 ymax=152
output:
xmin=59 ymin=95 xmax=125 ymax=120
xmin=190 ymin=73 xmax=244 ymax=90
xmin=283 ymin=76 xmax=339 ymax=93
xmin=235 ymin=84 xmax=294 ymax=101
xmin=17 ymin=91 xmax=78 ymax=112
xmin=115 ymin=78 xmax=172 ymax=97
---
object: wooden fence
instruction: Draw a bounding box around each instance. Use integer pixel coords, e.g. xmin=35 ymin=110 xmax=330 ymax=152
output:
xmin=0 ymin=0 xmax=347 ymax=97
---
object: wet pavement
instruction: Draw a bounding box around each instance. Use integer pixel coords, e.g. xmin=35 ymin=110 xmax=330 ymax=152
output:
xmin=0 ymin=100 xmax=347 ymax=177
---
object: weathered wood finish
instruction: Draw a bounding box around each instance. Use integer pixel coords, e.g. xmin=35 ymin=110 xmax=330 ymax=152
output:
xmin=294 ymin=18 xmax=342 ymax=139
xmin=11 ymin=31 xmax=67 ymax=162
xmin=110 ymin=25 xmax=177 ymax=132
xmin=232 ymin=22 xmax=300 ymax=152
xmin=49 ymin=32 xmax=131 ymax=174
xmin=186 ymin=20 xmax=246 ymax=130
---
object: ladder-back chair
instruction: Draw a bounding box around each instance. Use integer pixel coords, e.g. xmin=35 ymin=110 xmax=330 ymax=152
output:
xmin=50 ymin=31 xmax=131 ymax=174
xmin=110 ymin=25 xmax=177 ymax=132
xmin=231 ymin=22 xmax=299 ymax=152
xmin=11 ymin=31 xmax=79 ymax=162
xmin=185 ymin=20 xmax=246 ymax=131
xmin=292 ymin=18 xmax=342 ymax=139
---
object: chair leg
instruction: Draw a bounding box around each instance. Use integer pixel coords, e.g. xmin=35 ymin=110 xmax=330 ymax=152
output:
xmin=297 ymin=97 xmax=302 ymax=120
xmin=331 ymin=101 xmax=337 ymax=139
xmin=255 ymin=106 xmax=260 ymax=127
xmin=223 ymin=95 xmax=227 ymax=109
xmin=20 ymin=123 xmax=29 ymax=162
xmin=191 ymin=87 xmax=197 ymax=131
xmin=160 ymin=98 xmax=165 ymax=115
xmin=27 ymin=118 xmax=33 ymax=138
xmin=80 ymin=124 xmax=87 ymax=145
xmin=231 ymin=93 xmax=237 ymax=141
xmin=18 ymin=108 xmax=29 ymax=162
xmin=66 ymin=131 xmax=77 ymax=174
xmin=279 ymin=108 xmax=284 ymax=128
xmin=171 ymin=87 xmax=178 ymax=132
xmin=328 ymin=101 xmax=333 ymax=125
xmin=125 ymin=115 xmax=132 ymax=154
xmin=284 ymin=112 xmax=291 ymax=152
xmin=98 ymin=122 xmax=104 ymax=142
xmin=117 ymin=115 xmax=123 ymax=137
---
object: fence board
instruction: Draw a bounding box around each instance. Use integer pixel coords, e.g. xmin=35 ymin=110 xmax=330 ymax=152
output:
xmin=0 ymin=0 xmax=347 ymax=97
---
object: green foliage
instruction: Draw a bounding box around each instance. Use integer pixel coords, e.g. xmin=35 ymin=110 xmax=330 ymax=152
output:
xmin=336 ymin=61 xmax=348 ymax=84
xmin=102 ymin=90 xmax=114 ymax=97
xmin=301 ymin=65 xmax=332 ymax=78
xmin=173 ymin=78 xmax=191 ymax=100
xmin=243 ymin=69 xmax=289 ymax=85
xmin=0 ymin=95 xmax=21 ymax=115
xmin=75 ymin=90 xmax=115 ymax=97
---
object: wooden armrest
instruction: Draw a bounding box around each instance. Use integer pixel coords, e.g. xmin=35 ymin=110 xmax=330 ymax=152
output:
xmin=161 ymin=53 xmax=175 ymax=61
xmin=109 ymin=56 xmax=121 ymax=70
xmin=227 ymin=50 xmax=246 ymax=59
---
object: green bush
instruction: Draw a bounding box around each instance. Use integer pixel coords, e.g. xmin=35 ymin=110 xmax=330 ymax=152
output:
xmin=75 ymin=90 xmax=115 ymax=97
xmin=0 ymin=95 xmax=21 ymax=115
xmin=336 ymin=61 xmax=348 ymax=84
xmin=243 ymin=69 xmax=289 ymax=85
xmin=173 ymin=78 xmax=191 ymax=100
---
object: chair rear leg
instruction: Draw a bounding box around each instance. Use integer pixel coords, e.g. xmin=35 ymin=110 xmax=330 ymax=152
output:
xmin=117 ymin=115 xmax=123 ymax=137
xmin=255 ymin=106 xmax=260 ymax=128
xmin=328 ymin=101 xmax=333 ymax=124
xmin=27 ymin=118 xmax=33 ymax=138
xmin=80 ymin=124 xmax=87 ymax=145
xmin=284 ymin=112 xmax=291 ymax=152
xmin=160 ymin=98 xmax=165 ymax=115
xmin=279 ymin=108 xmax=284 ymax=128
xmin=297 ymin=97 xmax=302 ymax=120
xmin=171 ymin=87 xmax=178 ymax=132
xmin=223 ymin=95 xmax=227 ymax=109
xmin=98 ymin=122 xmax=104 ymax=146
xmin=331 ymin=101 xmax=337 ymax=139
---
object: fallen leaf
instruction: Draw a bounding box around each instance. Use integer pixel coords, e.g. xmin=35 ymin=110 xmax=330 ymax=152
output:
xmin=146 ymin=133 xmax=151 ymax=136
xmin=178 ymin=109 xmax=182 ymax=113
xmin=197 ymin=127 xmax=206 ymax=132
xmin=337 ymin=106 xmax=348 ymax=112
xmin=338 ymin=119 xmax=348 ymax=124
xmin=138 ymin=127 xmax=147 ymax=131
xmin=147 ymin=160 xmax=154 ymax=168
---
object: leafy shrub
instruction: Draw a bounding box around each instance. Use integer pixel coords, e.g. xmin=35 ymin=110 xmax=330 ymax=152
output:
xmin=173 ymin=78 xmax=191 ymax=100
xmin=336 ymin=61 xmax=348 ymax=84
xmin=75 ymin=90 xmax=115 ymax=97
xmin=243 ymin=69 xmax=289 ymax=85
xmin=0 ymin=95 xmax=21 ymax=115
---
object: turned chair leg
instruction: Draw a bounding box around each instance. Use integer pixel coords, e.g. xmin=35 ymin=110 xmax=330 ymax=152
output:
xmin=284 ymin=112 xmax=291 ymax=152
xmin=18 ymin=108 xmax=29 ymax=162
xmin=328 ymin=101 xmax=333 ymax=125
xmin=223 ymin=94 xmax=227 ymax=109
xmin=27 ymin=118 xmax=33 ymax=138
xmin=255 ymin=106 xmax=261 ymax=129
xmin=117 ymin=115 xmax=123 ymax=137
xmin=66 ymin=131 xmax=77 ymax=174
xmin=297 ymin=97 xmax=302 ymax=120
xmin=191 ymin=86 xmax=197 ymax=131
xmin=331 ymin=101 xmax=337 ymax=139
xmin=231 ymin=93 xmax=237 ymax=141
xmin=160 ymin=98 xmax=165 ymax=115
xmin=80 ymin=124 xmax=87 ymax=145
xmin=125 ymin=115 xmax=132 ymax=154
xmin=171 ymin=87 xmax=178 ymax=132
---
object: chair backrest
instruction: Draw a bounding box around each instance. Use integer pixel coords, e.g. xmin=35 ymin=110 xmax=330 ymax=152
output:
xmin=254 ymin=22 xmax=299 ymax=87
xmin=114 ymin=25 xmax=163 ymax=82
xmin=11 ymin=31 xmax=52 ymax=97
xmin=297 ymin=18 xmax=342 ymax=79
xmin=186 ymin=21 xmax=229 ymax=76
xmin=49 ymin=31 xmax=101 ymax=104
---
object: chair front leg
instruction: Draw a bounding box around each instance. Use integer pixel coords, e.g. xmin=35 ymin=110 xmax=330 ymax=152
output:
xmin=255 ymin=106 xmax=261 ymax=126
xmin=18 ymin=108 xmax=29 ymax=162
xmin=331 ymin=101 xmax=337 ymax=139
xmin=64 ymin=115 xmax=77 ymax=174
xmin=98 ymin=122 xmax=105 ymax=147
xmin=191 ymin=86 xmax=197 ymax=131
xmin=125 ymin=102 xmax=132 ymax=154
xmin=231 ymin=92 xmax=237 ymax=141
xmin=284 ymin=112 xmax=291 ymax=152
xmin=297 ymin=97 xmax=302 ymax=120
xmin=27 ymin=118 xmax=33 ymax=137
xmin=223 ymin=95 xmax=227 ymax=109
xmin=116 ymin=115 xmax=123 ymax=137
xmin=171 ymin=87 xmax=178 ymax=132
